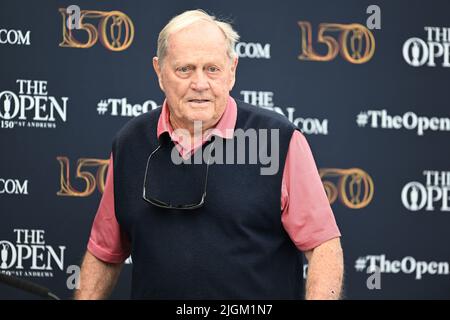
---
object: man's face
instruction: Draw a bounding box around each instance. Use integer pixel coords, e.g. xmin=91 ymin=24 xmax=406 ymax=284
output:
xmin=153 ymin=21 xmax=238 ymax=131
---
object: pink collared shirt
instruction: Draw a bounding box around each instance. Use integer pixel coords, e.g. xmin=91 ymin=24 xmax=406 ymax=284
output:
xmin=157 ymin=97 xmax=236 ymax=159
xmin=88 ymin=97 xmax=341 ymax=263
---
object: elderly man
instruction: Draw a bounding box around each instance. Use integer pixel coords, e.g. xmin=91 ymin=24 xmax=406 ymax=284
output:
xmin=75 ymin=9 xmax=343 ymax=300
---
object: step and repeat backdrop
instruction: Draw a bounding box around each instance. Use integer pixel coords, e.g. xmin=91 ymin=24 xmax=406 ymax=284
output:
xmin=0 ymin=0 xmax=449 ymax=299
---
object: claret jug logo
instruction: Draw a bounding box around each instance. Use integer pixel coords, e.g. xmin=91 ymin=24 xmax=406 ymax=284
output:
xmin=402 ymin=171 xmax=450 ymax=212
xmin=0 ymin=229 xmax=66 ymax=278
xmin=0 ymin=80 xmax=68 ymax=129
xmin=403 ymin=27 xmax=450 ymax=67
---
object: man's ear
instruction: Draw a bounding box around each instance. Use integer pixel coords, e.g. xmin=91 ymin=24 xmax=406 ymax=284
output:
xmin=153 ymin=57 xmax=165 ymax=91
xmin=228 ymin=57 xmax=239 ymax=91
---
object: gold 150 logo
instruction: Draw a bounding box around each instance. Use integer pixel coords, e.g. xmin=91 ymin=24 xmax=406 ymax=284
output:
xmin=319 ymin=168 xmax=374 ymax=209
xmin=298 ymin=22 xmax=375 ymax=64
xmin=58 ymin=9 xmax=134 ymax=51
xmin=57 ymin=157 xmax=109 ymax=197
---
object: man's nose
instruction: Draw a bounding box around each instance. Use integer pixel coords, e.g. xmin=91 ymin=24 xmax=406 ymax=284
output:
xmin=190 ymin=70 xmax=210 ymax=91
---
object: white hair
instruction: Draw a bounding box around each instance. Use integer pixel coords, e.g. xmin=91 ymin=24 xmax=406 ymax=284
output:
xmin=157 ymin=9 xmax=240 ymax=64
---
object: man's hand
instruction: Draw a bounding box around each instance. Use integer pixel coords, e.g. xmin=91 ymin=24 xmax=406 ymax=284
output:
xmin=74 ymin=251 xmax=123 ymax=300
xmin=303 ymin=237 xmax=344 ymax=300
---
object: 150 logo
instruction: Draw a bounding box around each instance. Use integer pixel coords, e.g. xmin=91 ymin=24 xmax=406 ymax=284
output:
xmin=298 ymin=22 xmax=375 ymax=64
xmin=320 ymin=168 xmax=374 ymax=209
xmin=56 ymin=157 xmax=109 ymax=197
xmin=59 ymin=8 xmax=134 ymax=51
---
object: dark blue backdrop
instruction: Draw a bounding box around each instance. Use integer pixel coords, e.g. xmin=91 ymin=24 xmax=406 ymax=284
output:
xmin=1 ymin=0 xmax=449 ymax=299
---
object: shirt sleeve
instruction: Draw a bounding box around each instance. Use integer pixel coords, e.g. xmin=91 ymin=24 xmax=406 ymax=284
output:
xmin=87 ymin=154 xmax=131 ymax=263
xmin=281 ymin=130 xmax=341 ymax=251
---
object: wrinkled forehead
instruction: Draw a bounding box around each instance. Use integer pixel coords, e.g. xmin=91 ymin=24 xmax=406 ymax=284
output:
xmin=166 ymin=21 xmax=228 ymax=58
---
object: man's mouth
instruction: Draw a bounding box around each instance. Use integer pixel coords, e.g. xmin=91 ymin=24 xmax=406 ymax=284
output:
xmin=188 ymin=99 xmax=210 ymax=103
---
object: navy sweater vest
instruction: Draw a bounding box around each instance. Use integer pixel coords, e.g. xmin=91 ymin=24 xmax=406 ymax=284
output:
xmin=112 ymin=100 xmax=303 ymax=299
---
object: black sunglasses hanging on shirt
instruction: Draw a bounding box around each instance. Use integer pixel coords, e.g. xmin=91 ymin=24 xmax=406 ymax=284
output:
xmin=142 ymin=137 xmax=216 ymax=210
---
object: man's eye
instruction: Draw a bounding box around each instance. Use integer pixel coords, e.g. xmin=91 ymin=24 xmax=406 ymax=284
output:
xmin=178 ymin=66 xmax=191 ymax=73
xmin=208 ymin=66 xmax=219 ymax=72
